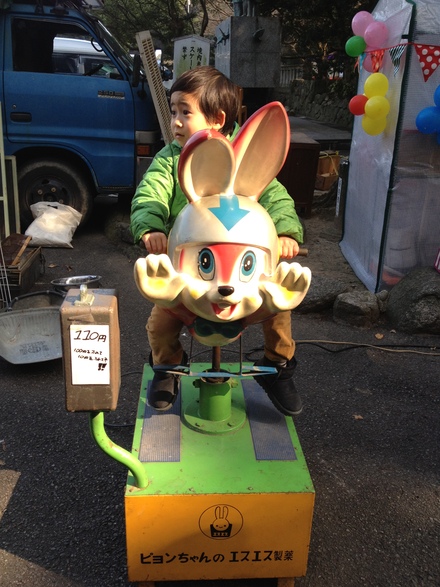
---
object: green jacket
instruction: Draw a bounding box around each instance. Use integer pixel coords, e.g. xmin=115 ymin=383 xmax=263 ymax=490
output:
xmin=130 ymin=125 xmax=303 ymax=244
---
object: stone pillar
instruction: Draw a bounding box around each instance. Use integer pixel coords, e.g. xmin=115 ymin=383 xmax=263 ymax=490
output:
xmin=215 ymin=16 xmax=281 ymax=89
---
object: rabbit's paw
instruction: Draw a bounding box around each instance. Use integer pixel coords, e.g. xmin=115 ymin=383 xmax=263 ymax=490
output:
xmin=260 ymin=262 xmax=311 ymax=311
xmin=134 ymin=254 xmax=186 ymax=306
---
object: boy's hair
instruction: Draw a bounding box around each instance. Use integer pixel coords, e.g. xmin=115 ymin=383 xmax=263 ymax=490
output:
xmin=170 ymin=66 xmax=241 ymax=136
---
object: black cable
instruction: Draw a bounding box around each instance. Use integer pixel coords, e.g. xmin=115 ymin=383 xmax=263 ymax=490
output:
xmin=103 ymin=370 xmax=143 ymax=428
xmin=295 ymin=340 xmax=440 ymax=356
xmin=246 ymin=340 xmax=440 ymax=358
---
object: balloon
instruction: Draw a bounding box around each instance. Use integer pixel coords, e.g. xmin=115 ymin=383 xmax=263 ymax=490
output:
xmin=364 ymin=21 xmax=389 ymax=48
xmin=362 ymin=54 xmax=376 ymax=73
xmin=345 ymin=35 xmax=367 ymax=58
xmin=434 ymin=85 xmax=440 ymax=108
xmin=349 ymin=94 xmax=368 ymax=116
xmin=364 ymin=73 xmax=389 ymax=98
xmin=415 ymin=106 xmax=440 ymax=134
xmin=364 ymin=96 xmax=390 ymax=119
xmin=362 ymin=115 xmax=387 ymax=136
xmin=362 ymin=46 xmax=380 ymax=72
xmin=351 ymin=11 xmax=375 ymax=37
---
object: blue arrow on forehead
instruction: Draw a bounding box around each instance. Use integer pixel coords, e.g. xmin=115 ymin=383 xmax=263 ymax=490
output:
xmin=208 ymin=194 xmax=249 ymax=230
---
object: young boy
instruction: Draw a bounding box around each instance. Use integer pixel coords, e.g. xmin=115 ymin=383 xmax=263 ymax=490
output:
xmin=130 ymin=66 xmax=304 ymax=417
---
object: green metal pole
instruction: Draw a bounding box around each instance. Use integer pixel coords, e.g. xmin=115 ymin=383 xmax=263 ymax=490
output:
xmin=198 ymin=378 xmax=232 ymax=421
xmin=89 ymin=411 xmax=148 ymax=489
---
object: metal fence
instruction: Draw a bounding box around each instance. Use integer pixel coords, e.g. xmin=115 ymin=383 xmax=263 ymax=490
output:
xmin=279 ymin=65 xmax=303 ymax=86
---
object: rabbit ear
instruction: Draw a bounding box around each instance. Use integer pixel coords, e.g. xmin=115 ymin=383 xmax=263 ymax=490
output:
xmin=232 ymin=102 xmax=290 ymax=199
xmin=178 ymin=129 xmax=235 ymax=202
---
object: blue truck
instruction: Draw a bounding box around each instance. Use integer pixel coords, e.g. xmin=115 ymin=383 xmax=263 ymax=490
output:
xmin=0 ymin=0 xmax=161 ymax=227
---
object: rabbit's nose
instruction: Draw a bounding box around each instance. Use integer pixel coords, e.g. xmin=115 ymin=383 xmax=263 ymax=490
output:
xmin=218 ymin=286 xmax=234 ymax=297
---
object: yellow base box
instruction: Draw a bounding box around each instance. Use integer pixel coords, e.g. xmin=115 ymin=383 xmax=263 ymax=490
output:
xmin=126 ymin=492 xmax=314 ymax=582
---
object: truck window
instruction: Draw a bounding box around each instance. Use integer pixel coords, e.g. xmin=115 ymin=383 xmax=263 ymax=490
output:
xmin=12 ymin=18 xmax=121 ymax=78
xmin=52 ymin=38 xmax=121 ymax=77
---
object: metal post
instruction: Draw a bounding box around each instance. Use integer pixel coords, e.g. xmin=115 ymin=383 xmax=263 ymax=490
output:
xmin=89 ymin=411 xmax=148 ymax=489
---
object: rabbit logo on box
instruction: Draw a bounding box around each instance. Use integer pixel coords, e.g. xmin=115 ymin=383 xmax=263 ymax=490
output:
xmin=199 ymin=504 xmax=243 ymax=539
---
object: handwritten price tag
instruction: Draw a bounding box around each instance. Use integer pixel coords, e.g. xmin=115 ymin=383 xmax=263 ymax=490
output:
xmin=69 ymin=325 xmax=111 ymax=385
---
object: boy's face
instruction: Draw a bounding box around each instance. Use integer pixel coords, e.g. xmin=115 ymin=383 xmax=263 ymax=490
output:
xmin=170 ymin=91 xmax=224 ymax=147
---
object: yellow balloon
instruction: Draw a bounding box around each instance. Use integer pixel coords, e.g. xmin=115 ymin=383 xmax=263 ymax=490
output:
xmin=362 ymin=115 xmax=387 ymax=135
xmin=364 ymin=73 xmax=389 ymax=98
xmin=364 ymin=96 xmax=390 ymax=120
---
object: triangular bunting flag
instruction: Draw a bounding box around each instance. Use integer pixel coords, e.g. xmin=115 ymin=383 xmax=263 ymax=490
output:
xmin=370 ymin=49 xmax=385 ymax=72
xmin=389 ymin=44 xmax=406 ymax=76
xmin=414 ymin=44 xmax=440 ymax=82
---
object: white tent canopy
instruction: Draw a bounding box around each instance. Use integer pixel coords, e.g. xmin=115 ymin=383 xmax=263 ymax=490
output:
xmin=341 ymin=0 xmax=440 ymax=291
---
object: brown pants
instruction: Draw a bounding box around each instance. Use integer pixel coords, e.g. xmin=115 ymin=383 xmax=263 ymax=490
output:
xmin=147 ymin=305 xmax=295 ymax=365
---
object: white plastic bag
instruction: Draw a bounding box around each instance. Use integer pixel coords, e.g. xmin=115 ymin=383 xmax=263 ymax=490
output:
xmin=25 ymin=202 xmax=82 ymax=248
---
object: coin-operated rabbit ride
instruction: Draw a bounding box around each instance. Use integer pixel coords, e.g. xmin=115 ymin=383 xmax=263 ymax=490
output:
xmin=134 ymin=101 xmax=311 ymax=379
xmin=61 ymin=103 xmax=315 ymax=586
xmin=123 ymin=103 xmax=315 ymax=585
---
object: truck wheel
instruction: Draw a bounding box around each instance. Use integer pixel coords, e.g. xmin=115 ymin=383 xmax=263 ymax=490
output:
xmin=18 ymin=159 xmax=95 ymax=228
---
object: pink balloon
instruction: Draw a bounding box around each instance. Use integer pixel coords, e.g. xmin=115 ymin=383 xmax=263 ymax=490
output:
xmin=364 ymin=21 xmax=389 ymax=48
xmin=362 ymin=54 xmax=376 ymax=73
xmin=351 ymin=11 xmax=375 ymax=36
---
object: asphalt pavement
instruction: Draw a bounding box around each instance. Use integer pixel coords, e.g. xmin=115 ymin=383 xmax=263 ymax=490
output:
xmin=0 ymin=194 xmax=439 ymax=587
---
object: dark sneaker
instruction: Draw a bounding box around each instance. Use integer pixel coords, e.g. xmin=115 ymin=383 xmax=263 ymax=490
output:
xmin=147 ymin=352 xmax=187 ymax=411
xmin=253 ymin=355 xmax=303 ymax=416
xmin=148 ymin=370 xmax=181 ymax=411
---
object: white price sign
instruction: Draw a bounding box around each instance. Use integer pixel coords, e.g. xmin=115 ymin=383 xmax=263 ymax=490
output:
xmin=69 ymin=325 xmax=110 ymax=385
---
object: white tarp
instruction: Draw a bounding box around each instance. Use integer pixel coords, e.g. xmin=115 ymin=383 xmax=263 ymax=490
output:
xmin=340 ymin=0 xmax=440 ymax=291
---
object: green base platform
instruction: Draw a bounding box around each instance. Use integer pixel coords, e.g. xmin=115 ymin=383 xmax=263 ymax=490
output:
xmin=125 ymin=363 xmax=315 ymax=583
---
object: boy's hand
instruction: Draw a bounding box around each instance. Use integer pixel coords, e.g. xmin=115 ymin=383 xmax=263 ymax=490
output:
xmin=278 ymin=236 xmax=299 ymax=259
xmin=142 ymin=232 xmax=168 ymax=254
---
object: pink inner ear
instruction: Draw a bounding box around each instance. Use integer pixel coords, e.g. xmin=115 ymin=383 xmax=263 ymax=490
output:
xmin=191 ymin=139 xmax=234 ymax=197
xmin=233 ymin=102 xmax=290 ymax=198
xmin=179 ymin=129 xmax=235 ymax=202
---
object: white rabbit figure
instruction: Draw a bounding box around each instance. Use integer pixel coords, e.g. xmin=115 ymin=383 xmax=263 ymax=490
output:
xmin=211 ymin=506 xmax=232 ymax=537
xmin=134 ymin=102 xmax=311 ymax=347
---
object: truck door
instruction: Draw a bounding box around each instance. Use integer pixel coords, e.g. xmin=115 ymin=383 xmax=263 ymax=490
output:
xmin=3 ymin=16 xmax=136 ymax=191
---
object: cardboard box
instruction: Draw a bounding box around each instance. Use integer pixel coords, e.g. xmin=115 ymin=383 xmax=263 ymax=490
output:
xmin=315 ymin=151 xmax=340 ymax=191
xmin=61 ymin=288 xmax=120 ymax=412
xmin=315 ymin=172 xmax=339 ymax=191
xmin=317 ymin=151 xmax=340 ymax=176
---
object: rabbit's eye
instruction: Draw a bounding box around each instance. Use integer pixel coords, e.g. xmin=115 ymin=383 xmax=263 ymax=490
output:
xmin=198 ymin=248 xmax=215 ymax=280
xmin=240 ymin=251 xmax=256 ymax=282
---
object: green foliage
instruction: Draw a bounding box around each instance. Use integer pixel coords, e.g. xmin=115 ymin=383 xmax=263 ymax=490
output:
xmin=99 ymin=0 xmax=232 ymax=59
xmin=258 ymin=0 xmax=377 ymax=70
xmin=99 ymin=0 xmax=378 ymax=72
xmin=99 ymin=0 xmax=198 ymax=57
